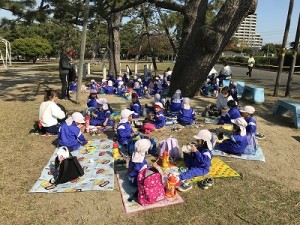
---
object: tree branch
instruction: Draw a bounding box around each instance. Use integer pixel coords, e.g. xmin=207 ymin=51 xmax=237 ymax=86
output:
xmin=149 ymin=0 xmax=185 ymax=13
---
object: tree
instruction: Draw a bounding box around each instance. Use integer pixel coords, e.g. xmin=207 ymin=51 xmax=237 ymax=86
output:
xmin=103 ymin=0 xmax=257 ymax=96
xmin=11 ymin=36 xmax=53 ymax=63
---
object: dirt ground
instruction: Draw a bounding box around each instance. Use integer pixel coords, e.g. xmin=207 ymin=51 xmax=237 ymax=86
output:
xmin=0 ymin=63 xmax=299 ymax=225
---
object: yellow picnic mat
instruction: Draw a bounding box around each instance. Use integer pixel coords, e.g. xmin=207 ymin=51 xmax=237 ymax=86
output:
xmin=171 ymin=157 xmax=240 ymax=183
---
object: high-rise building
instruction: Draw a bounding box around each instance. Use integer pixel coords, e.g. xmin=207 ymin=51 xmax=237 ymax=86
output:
xmin=233 ymin=13 xmax=263 ymax=49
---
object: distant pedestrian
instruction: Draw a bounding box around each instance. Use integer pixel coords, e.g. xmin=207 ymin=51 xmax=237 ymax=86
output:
xmin=59 ymin=48 xmax=73 ymax=100
xmin=246 ymin=54 xmax=255 ymax=77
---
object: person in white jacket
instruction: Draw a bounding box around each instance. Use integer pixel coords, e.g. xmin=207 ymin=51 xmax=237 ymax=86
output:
xmin=38 ymin=90 xmax=66 ymax=134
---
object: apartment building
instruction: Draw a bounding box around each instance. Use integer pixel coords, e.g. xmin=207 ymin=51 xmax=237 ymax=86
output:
xmin=233 ymin=13 xmax=263 ymax=49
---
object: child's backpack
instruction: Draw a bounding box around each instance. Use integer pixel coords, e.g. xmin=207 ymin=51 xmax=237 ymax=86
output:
xmin=158 ymin=137 xmax=180 ymax=160
xmin=137 ymin=167 xmax=166 ymax=206
xmin=53 ymin=154 xmax=84 ymax=185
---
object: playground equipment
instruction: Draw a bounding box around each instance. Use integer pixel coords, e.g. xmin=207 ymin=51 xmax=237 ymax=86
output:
xmin=0 ymin=37 xmax=12 ymax=69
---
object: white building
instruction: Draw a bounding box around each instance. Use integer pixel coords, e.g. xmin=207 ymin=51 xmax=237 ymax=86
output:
xmin=233 ymin=13 xmax=263 ymax=49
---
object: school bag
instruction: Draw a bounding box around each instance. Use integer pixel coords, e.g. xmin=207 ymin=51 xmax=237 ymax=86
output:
xmin=137 ymin=167 xmax=166 ymax=206
xmin=158 ymin=137 xmax=180 ymax=160
xmin=53 ymin=154 xmax=84 ymax=185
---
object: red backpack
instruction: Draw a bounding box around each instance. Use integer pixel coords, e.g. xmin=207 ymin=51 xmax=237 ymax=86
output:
xmin=137 ymin=167 xmax=166 ymax=206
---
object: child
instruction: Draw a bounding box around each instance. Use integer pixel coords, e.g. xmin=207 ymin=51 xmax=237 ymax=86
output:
xmin=127 ymin=139 xmax=151 ymax=186
xmin=100 ymin=79 xmax=107 ymax=94
xmin=143 ymin=86 xmax=151 ymax=99
xmin=106 ymin=80 xmax=114 ymax=94
xmin=90 ymin=79 xmax=98 ymax=91
xmin=177 ymin=98 xmax=195 ymax=125
xmin=87 ymin=89 xmax=98 ymax=108
xmin=130 ymin=93 xmax=142 ymax=119
xmin=240 ymin=105 xmax=258 ymax=153
xmin=169 ymin=89 xmax=183 ymax=113
xmin=153 ymin=102 xmax=166 ymax=129
xmin=133 ymin=79 xmax=143 ymax=97
xmin=229 ymin=81 xmax=239 ymax=104
xmin=117 ymin=109 xmax=135 ymax=148
xmin=218 ymin=117 xmax=248 ymax=155
xmin=200 ymin=79 xmax=210 ymax=96
xmin=218 ymin=100 xmax=241 ymax=124
xmin=58 ymin=112 xmax=88 ymax=151
xmin=213 ymin=78 xmax=219 ymax=98
xmin=38 ymin=90 xmax=66 ymax=135
xmin=90 ymin=98 xmax=114 ymax=127
xmin=116 ymin=81 xmax=125 ymax=96
xmin=178 ymin=129 xmax=213 ymax=192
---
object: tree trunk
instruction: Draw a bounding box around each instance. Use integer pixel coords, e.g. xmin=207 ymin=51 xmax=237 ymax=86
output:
xmin=169 ymin=0 xmax=257 ymax=97
xmin=141 ymin=4 xmax=158 ymax=75
xmin=107 ymin=12 xmax=121 ymax=77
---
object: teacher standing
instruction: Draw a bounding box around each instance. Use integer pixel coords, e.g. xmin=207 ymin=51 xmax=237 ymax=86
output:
xmin=59 ymin=48 xmax=73 ymax=100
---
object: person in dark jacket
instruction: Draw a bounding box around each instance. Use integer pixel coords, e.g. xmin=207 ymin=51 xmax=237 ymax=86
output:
xmin=59 ymin=48 xmax=73 ymax=100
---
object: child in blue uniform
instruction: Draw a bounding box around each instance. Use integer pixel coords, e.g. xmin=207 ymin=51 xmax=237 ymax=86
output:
xmin=87 ymin=89 xmax=98 ymax=108
xmin=127 ymin=139 xmax=151 ymax=186
xmin=178 ymin=98 xmax=195 ymax=125
xmin=218 ymin=100 xmax=241 ymax=124
xmin=58 ymin=112 xmax=88 ymax=151
xmin=117 ymin=109 xmax=135 ymax=148
xmin=240 ymin=106 xmax=258 ymax=154
xmin=100 ymin=79 xmax=107 ymax=94
xmin=90 ymin=98 xmax=114 ymax=127
xmin=229 ymin=81 xmax=239 ymax=104
xmin=170 ymin=89 xmax=183 ymax=113
xmin=153 ymin=102 xmax=166 ymax=129
xmin=116 ymin=81 xmax=125 ymax=96
xmin=133 ymin=79 xmax=143 ymax=97
xmin=90 ymin=79 xmax=98 ymax=91
xmin=130 ymin=94 xmax=142 ymax=119
xmin=218 ymin=117 xmax=248 ymax=155
xmin=106 ymin=80 xmax=115 ymax=94
xmin=178 ymin=129 xmax=213 ymax=192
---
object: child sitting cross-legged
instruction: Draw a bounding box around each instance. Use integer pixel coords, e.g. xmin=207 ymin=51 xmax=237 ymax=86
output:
xmin=90 ymin=98 xmax=114 ymax=127
xmin=140 ymin=102 xmax=166 ymax=134
xmin=177 ymin=129 xmax=213 ymax=192
xmin=177 ymin=97 xmax=195 ymax=125
xmin=130 ymin=93 xmax=142 ymax=119
xmin=58 ymin=112 xmax=88 ymax=151
xmin=218 ymin=117 xmax=248 ymax=155
xmin=87 ymin=89 xmax=98 ymax=108
xmin=218 ymin=100 xmax=241 ymax=124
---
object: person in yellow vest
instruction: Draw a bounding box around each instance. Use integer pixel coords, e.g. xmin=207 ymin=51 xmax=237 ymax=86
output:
xmin=247 ymin=54 xmax=255 ymax=77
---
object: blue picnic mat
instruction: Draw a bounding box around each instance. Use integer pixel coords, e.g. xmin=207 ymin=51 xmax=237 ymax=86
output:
xmin=29 ymin=139 xmax=114 ymax=193
xmin=211 ymin=146 xmax=266 ymax=162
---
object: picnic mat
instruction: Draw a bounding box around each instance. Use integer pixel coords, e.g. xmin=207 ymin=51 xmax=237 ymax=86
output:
xmin=116 ymin=170 xmax=184 ymax=214
xmin=30 ymin=139 xmax=114 ymax=193
xmin=165 ymin=157 xmax=240 ymax=183
xmin=211 ymin=147 xmax=266 ymax=162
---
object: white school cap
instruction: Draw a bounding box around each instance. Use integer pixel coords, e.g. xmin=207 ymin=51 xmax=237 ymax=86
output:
xmin=57 ymin=146 xmax=70 ymax=159
xmin=193 ymin=129 xmax=213 ymax=150
xmin=132 ymin=139 xmax=151 ymax=163
xmin=240 ymin=106 xmax=255 ymax=114
xmin=231 ymin=117 xmax=247 ymax=136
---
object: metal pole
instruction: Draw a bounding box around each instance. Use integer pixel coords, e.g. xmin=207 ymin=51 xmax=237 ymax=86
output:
xmin=285 ymin=13 xmax=300 ymax=97
xmin=76 ymin=0 xmax=90 ymax=103
xmin=274 ymin=0 xmax=294 ymax=96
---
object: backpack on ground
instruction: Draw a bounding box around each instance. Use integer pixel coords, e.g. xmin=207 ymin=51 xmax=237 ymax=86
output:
xmin=158 ymin=137 xmax=180 ymax=160
xmin=137 ymin=167 xmax=166 ymax=206
xmin=53 ymin=154 xmax=84 ymax=185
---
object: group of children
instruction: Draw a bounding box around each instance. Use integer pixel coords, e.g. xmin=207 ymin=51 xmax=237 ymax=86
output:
xmin=85 ymin=72 xmax=171 ymax=99
xmin=37 ymin=70 xmax=263 ymax=195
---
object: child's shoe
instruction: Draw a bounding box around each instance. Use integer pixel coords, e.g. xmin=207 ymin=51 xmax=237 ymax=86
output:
xmin=205 ymin=178 xmax=214 ymax=187
xmin=198 ymin=179 xmax=209 ymax=190
xmin=177 ymin=181 xmax=192 ymax=192
xmin=256 ymin=133 xmax=265 ymax=139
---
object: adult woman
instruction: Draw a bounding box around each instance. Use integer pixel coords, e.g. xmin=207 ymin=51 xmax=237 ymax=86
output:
xmin=39 ymin=90 xmax=66 ymax=135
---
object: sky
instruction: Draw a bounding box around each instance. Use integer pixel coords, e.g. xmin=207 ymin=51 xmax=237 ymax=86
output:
xmin=0 ymin=0 xmax=299 ymax=45
xmin=256 ymin=0 xmax=300 ymax=44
